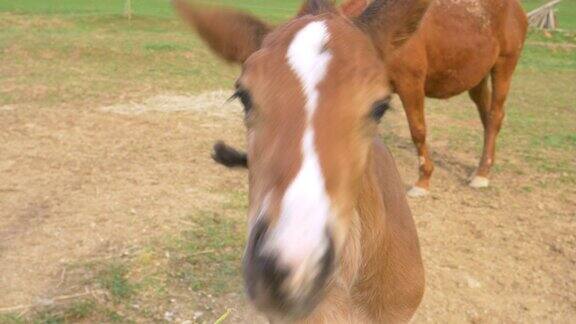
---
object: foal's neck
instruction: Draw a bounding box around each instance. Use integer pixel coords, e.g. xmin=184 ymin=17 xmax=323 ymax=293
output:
xmin=356 ymin=148 xmax=390 ymax=258
xmin=338 ymin=147 xmax=390 ymax=288
xmin=343 ymin=142 xmax=425 ymax=322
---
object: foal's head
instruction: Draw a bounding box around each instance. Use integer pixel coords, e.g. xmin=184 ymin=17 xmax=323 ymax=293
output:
xmin=175 ymin=0 xmax=428 ymax=319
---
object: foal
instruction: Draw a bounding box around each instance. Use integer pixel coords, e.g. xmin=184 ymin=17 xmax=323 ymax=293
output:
xmin=175 ymin=0 xmax=428 ymax=322
xmin=349 ymin=0 xmax=528 ymax=196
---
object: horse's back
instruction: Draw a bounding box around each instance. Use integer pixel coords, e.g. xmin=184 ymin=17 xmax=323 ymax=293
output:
xmin=389 ymin=0 xmax=527 ymax=98
xmin=421 ymin=0 xmax=526 ymax=52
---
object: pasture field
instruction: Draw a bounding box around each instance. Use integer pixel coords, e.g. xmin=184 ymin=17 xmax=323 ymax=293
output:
xmin=0 ymin=0 xmax=575 ymax=323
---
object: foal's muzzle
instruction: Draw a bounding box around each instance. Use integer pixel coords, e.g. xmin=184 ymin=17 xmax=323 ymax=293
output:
xmin=243 ymin=220 xmax=335 ymax=319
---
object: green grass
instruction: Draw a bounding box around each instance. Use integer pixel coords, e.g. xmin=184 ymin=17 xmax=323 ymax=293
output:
xmin=0 ymin=300 xmax=98 ymax=324
xmin=0 ymin=314 xmax=24 ymax=324
xmin=168 ymin=190 xmax=247 ymax=294
xmin=2 ymin=0 xmax=574 ymax=29
xmin=168 ymin=212 xmax=245 ymax=294
xmin=428 ymin=66 xmax=576 ymax=186
xmin=527 ymin=28 xmax=576 ymax=45
xmin=0 ymin=0 xmax=303 ymax=21
xmin=0 ymin=1 xmax=306 ymax=109
xmin=97 ymin=263 xmax=137 ymax=302
xmin=0 ymin=266 xmax=134 ymax=323
xmin=35 ymin=301 xmax=96 ymax=323
xmin=521 ymin=44 xmax=576 ymax=70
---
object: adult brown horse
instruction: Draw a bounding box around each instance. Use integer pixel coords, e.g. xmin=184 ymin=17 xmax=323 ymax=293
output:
xmin=352 ymin=0 xmax=528 ymax=197
xmin=175 ymin=0 xmax=428 ymax=322
xmin=206 ymin=0 xmax=528 ymax=197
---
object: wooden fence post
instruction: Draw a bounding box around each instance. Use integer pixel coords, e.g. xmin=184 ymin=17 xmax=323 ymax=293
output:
xmin=527 ymin=0 xmax=562 ymax=30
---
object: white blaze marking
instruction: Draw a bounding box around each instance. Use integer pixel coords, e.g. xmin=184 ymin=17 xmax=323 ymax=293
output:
xmin=266 ymin=21 xmax=333 ymax=267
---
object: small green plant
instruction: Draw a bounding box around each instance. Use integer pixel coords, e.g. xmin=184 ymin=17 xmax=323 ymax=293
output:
xmin=31 ymin=309 xmax=65 ymax=324
xmin=102 ymin=308 xmax=127 ymax=323
xmin=98 ymin=263 xmax=136 ymax=302
xmin=64 ymin=300 xmax=96 ymax=320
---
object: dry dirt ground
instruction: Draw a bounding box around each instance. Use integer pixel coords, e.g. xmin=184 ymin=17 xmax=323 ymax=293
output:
xmin=0 ymin=91 xmax=574 ymax=323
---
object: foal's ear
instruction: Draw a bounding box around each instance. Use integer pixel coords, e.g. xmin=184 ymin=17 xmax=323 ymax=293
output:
xmin=356 ymin=0 xmax=430 ymax=49
xmin=297 ymin=0 xmax=337 ymax=17
xmin=173 ymin=0 xmax=271 ymax=64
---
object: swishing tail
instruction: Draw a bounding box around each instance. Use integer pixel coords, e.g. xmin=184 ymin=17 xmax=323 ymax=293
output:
xmin=212 ymin=141 xmax=248 ymax=168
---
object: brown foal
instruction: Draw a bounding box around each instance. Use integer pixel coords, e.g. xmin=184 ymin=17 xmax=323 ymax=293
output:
xmin=175 ymin=0 xmax=429 ymax=322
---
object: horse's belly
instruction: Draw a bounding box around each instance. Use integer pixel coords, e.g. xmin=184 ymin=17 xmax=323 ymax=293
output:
xmin=424 ymin=63 xmax=491 ymax=99
xmin=423 ymin=37 xmax=498 ymax=98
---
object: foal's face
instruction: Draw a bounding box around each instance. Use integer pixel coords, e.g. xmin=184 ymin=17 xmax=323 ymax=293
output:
xmin=175 ymin=0 xmax=429 ymax=319
xmin=239 ymin=16 xmax=389 ymax=316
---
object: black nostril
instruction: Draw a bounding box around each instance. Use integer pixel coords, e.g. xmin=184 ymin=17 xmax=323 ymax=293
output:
xmin=252 ymin=221 xmax=290 ymax=301
xmin=244 ymin=219 xmax=291 ymax=308
xmin=244 ymin=226 xmax=337 ymax=317
xmin=255 ymin=254 xmax=290 ymax=302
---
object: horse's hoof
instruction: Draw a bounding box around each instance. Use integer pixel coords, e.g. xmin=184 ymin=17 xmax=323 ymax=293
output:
xmin=407 ymin=186 xmax=429 ymax=198
xmin=469 ymin=176 xmax=490 ymax=188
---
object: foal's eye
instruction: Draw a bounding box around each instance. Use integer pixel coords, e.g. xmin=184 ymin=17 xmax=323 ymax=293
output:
xmin=371 ymin=97 xmax=391 ymax=122
xmin=230 ymin=89 xmax=253 ymax=113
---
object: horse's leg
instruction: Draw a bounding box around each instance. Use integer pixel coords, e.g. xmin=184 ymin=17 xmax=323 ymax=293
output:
xmin=469 ymin=76 xmax=491 ymax=130
xmin=397 ymin=82 xmax=433 ymax=197
xmin=468 ymin=77 xmax=491 ymax=187
xmin=470 ymin=56 xmax=519 ymax=188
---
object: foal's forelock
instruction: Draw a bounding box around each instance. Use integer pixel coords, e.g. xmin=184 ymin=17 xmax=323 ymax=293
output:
xmin=261 ymin=20 xmax=334 ymax=269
